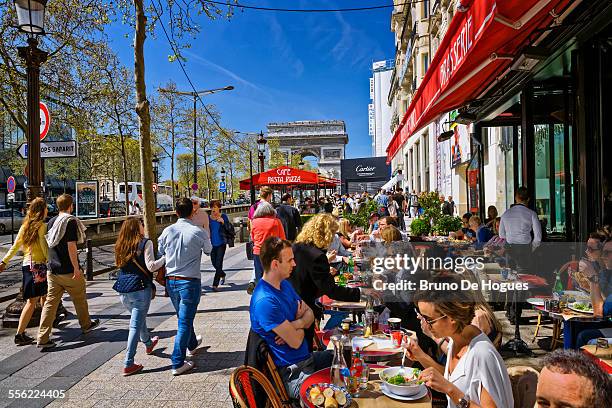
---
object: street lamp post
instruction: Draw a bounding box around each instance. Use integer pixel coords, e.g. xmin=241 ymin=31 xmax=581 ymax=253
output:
xmin=257 ymin=131 xmax=267 ymax=173
xmin=152 ymin=156 xmax=159 ymax=211
xmin=298 ymin=160 xmax=305 ymax=202
xmin=220 ymin=167 xmax=226 ymax=204
xmin=158 ymin=85 xmax=234 ymax=194
xmin=15 ymin=0 xmax=48 ymax=203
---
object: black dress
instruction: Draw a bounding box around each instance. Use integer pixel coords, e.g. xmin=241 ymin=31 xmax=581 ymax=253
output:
xmin=22 ymin=264 xmax=48 ymax=299
xmin=289 ymin=242 xmax=361 ymax=351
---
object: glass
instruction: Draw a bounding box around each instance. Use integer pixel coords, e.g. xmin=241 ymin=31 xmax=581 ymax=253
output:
xmin=330 ymin=335 xmax=348 ymax=387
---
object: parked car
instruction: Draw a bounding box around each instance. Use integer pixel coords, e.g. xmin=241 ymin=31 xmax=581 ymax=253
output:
xmin=99 ymin=201 xmax=128 ymax=218
xmin=0 ymin=209 xmax=25 ymax=234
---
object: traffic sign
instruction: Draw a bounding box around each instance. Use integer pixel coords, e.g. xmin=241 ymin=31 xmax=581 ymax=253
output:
xmin=40 ymin=102 xmax=50 ymax=140
xmin=7 ymin=176 xmax=16 ymax=193
xmin=191 ymin=183 xmax=198 ymax=191
xmin=152 ymin=183 xmax=158 ymax=193
xmin=7 ymin=192 xmax=15 ymax=201
xmin=219 ymin=181 xmax=226 ymax=193
xmin=17 ymin=140 xmax=77 ymax=159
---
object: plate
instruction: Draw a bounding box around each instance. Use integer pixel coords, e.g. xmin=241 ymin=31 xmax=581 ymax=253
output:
xmin=526 ymin=297 xmax=545 ymax=306
xmin=305 ymin=383 xmax=352 ymax=408
xmin=568 ymin=302 xmax=593 ymax=314
xmin=380 ymin=383 xmax=428 ymax=401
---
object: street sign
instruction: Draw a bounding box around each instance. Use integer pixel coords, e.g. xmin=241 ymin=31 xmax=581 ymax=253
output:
xmin=7 ymin=176 xmax=16 ymax=193
xmin=152 ymin=183 xmax=158 ymax=193
xmin=7 ymin=192 xmax=15 ymax=201
xmin=17 ymin=140 xmax=77 ymax=159
xmin=191 ymin=183 xmax=198 ymax=191
xmin=219 ymin=181 xmax=226 ymax=193
xmin=40 ymin=102 xmax=51 ymax=140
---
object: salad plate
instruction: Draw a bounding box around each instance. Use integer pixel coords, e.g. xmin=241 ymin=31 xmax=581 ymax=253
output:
xmin=380 ymin=383 xmax=428 ymax=401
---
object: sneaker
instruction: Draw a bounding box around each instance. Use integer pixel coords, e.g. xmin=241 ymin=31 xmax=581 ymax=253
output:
xmin=220 ymin=274 xmax=226 ymax=285
xmin=246 ymin=281 xmax=256 ymax=295
xmin=14 ymin=333 xmax=34 ymax=346
xmin=172 ymin=361 xmax=194 ymax=376
xmin=145 ymin=336 xmax=159 ymax=355
xmin=186 ymin=335 xmax=203 ymax=357
xmin=82 ymin=319 xmax=100 ymax=334
xmin=123 ymin=364 xmax=143 ymax=376
xmin=37 ymin=340 xmax=56 ymax=349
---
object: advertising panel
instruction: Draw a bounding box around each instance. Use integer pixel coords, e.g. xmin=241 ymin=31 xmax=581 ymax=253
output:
xmin=76 ymin=181 xmax=99 ymax=218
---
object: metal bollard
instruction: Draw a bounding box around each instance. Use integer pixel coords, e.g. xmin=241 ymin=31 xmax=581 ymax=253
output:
xmin=239 ymin=218 xmax=248 ymax=243
xmin=86 ymin=239 xmax=93 ymax=281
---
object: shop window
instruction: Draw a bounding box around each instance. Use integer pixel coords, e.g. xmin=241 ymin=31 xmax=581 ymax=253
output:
xmin=422 ymin=0 xmax=429 ymax=19
xmin=422 ymin=53 xmax=429 ymax=74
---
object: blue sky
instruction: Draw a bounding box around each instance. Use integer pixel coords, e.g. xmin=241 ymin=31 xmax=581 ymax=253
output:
xmin=108 ymin=1 xmax=395 ymax=176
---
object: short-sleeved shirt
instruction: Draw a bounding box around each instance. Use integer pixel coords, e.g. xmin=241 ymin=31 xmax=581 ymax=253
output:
xmin=250 ymin=279 xmax=310 ymax=367
xmin=47 ymin=217 xmax=78 ymax=274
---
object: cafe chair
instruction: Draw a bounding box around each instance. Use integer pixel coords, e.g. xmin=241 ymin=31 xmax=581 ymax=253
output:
xmin=507 ymin=366 xmax=539 ymax=408
xmin=230 ymin=365 xmax=284 ymax=408
xmin=265 ymin=353 xmax=293 ymax=407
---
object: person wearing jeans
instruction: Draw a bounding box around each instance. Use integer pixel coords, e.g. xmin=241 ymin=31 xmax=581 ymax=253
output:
xmin=208 ymin=200 xmax=229 ymax=291
xmin=166 ymin=279 xmax=201 ymax=368
xmin=158 ymin=198 xmax=212 ymax=375
xmin=114 ymin=218 xmax=165 ymax=376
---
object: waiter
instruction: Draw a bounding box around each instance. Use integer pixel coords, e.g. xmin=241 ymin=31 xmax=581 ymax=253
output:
xmin=499 ymin=186 xmax=542 ymax=322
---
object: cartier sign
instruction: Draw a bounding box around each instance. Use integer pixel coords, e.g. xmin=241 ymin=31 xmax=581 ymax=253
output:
xmin=341 ymin=157 xmax=390 ymax=181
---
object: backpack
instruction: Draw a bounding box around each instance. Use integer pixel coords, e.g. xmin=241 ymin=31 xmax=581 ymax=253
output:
xmin=388 ymin=200 xmax=398 ymax=218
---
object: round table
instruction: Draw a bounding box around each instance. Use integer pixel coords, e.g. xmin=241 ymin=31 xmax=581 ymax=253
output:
xmin=321 ymin=328 xmax=405 ymax=363
xmin=299 ymin=366 xmax=432 ymax=408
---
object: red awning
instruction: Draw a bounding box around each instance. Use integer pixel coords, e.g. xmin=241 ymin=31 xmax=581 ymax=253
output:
xmin=239 ymin=166 xmax=339 ymax=190
xmin=386 ymin=0 xmax=572 ymax=162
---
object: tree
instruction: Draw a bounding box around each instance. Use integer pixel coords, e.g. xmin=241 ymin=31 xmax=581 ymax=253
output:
xmin=176 ymin=152 xmax=194 ymax=196
xmin=152 ymin=80 xmax=189 ymax=205
xmin=114 ymin=0 xmax=234 ymax=240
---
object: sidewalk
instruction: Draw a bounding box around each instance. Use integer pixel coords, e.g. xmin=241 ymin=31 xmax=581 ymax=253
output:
xmin=0 ymin=243 xmax=252 ymax=408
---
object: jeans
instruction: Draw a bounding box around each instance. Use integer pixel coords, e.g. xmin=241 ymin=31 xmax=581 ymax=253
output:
xmin=279 ymin=351 xmax=334 ymax=400
xmin=251 ymin=254 xmax=264 ymax=283
xmin=211 ymin=245 xmax=227 ymax=287
xmin=166 ymin=279 xmax=201 ymax=369
xmin=120 ymin=286 xmax=153 ymax=367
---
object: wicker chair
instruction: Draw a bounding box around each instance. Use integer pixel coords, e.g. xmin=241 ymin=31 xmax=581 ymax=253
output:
xmin=230 ymin=365 xmax=284 ymax=408
xmin=265 ymin=353 xmax=293 ymax=407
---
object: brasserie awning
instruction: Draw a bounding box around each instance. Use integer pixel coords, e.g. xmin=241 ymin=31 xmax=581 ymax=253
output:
xmin=386 ymin=0 xmax=573 ymax=162
xmin=239 ymin=166 xmax=339 ymax=190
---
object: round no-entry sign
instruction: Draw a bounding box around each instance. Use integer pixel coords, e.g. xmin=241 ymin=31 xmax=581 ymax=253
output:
xmin=191 ymin=183 xmax=198 ymax=191
xmin=7 ymin=176 xmax=16 ymax=193
xmin=152 ymin=183 xmax=158 ymax=193
xmin=40 ymin=102 xmax=51 ymax=141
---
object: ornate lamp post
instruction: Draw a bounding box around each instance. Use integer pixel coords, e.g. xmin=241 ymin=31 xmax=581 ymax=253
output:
xmin=256 ymin=131 xmax=267 ymax=173
xmin=15 ymin=0 xmax=48 ymax=202
xmin=220 ymin=167 xmax=226 ymax=203
xmin=152 ymin=156 xmax=159 ymax=211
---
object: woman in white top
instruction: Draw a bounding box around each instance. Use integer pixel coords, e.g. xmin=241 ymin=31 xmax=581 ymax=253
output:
xmin=404 ymin=274 xmax=514 ymax=408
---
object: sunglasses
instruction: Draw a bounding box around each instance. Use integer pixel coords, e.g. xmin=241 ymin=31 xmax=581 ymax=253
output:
xmin=416 ymin=311 xmax=447 ymax=327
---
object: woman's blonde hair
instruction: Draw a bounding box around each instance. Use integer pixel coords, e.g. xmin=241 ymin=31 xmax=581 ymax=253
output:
xmin=381 ymin=226 xmax=402 ymax=243
xmin=21 ymin=197 xmax=47 ymax=248
xmin=338 ymin=219 xmax=352 ymax=237
xmin=295 ymin=213 xmax=338 ymax=249
xmin=114 ymin=218 xmax=143 ymax=268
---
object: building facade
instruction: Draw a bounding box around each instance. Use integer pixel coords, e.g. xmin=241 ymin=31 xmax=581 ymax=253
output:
xmin=369 ymin=60 xmax=395 ymax=157
xmin=266 ymin=120 xmax=348 ymax=184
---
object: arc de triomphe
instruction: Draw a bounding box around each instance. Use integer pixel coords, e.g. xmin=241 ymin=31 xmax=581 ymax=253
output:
xmin=266 ymin=120 xmax=348 ymax=181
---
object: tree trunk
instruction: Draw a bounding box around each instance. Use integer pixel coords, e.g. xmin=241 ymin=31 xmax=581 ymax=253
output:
xmin=170 ymin=147 xmax=176 ymax=207
xmin=133 ymin=0 xmax=157 ymax=242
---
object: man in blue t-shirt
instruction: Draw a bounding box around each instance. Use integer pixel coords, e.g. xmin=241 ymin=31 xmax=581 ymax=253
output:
xmin=250 ymin=237 xmax=333 ymax=399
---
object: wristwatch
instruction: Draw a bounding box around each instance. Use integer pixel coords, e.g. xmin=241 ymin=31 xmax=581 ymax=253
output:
xmin=457 ymin=395 xmax=470 ymax=408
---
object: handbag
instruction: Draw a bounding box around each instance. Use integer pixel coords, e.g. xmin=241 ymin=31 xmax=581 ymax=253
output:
xmin=30 ymin=262 xmax=47 ymax=284
xmin=246 ymin=241 xmax=254 ymax=261
xmin=155 ymin=265 xmax=166 ymax=287
xmin=112 ymin=269 xmax=147 ymax=294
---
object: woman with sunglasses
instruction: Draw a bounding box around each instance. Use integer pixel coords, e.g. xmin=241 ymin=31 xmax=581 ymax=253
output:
xmin=404 ymin=274 xmax=513 ymax=408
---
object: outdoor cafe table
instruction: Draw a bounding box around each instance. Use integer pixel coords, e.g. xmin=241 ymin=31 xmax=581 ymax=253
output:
xmin=299 ymin=365 xmax=432 ymax=408
xmin=581 ymin=344 xmax=612 ymax=374
xmin=321 ymin=327 xmax=405 ymax=363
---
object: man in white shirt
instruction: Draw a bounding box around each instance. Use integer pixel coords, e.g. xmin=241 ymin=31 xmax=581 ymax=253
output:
xmin=499 ymin=186 xmax=542 ymax=322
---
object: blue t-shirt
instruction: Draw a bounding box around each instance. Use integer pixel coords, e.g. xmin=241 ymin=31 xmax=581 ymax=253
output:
xmin=209 ymin=214 xmax=228 ymax=247
xmin=250 ymin=279 xmax=310 ymax=367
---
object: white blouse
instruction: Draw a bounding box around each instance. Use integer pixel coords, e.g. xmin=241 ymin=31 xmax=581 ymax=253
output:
xmin=444 ymin=333 xmax=514 ymax=408
xmin=143 ymin=240 xmax=165 ymax=272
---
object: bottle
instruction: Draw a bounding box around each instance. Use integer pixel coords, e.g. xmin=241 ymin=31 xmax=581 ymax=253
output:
xmin=348 ymin=255 xmax=354 ymax=274
xmin=340 ymin=319 xmax=353 ymax=368
xmin=330 ymin=335 xmax=348 ymax=387
xmin=553 ymin=270 xmax=564 ymax=299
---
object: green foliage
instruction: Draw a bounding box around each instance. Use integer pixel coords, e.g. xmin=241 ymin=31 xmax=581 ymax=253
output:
xmin=344 ymin=199 xmax=378 ymax=230
xmin=418 ymin=191 xmax=444 ymax=224
xmin=433 ymin=215 xmax=463 ymax=236
xmin=410 ymin=218 xmax=431 ymax=237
